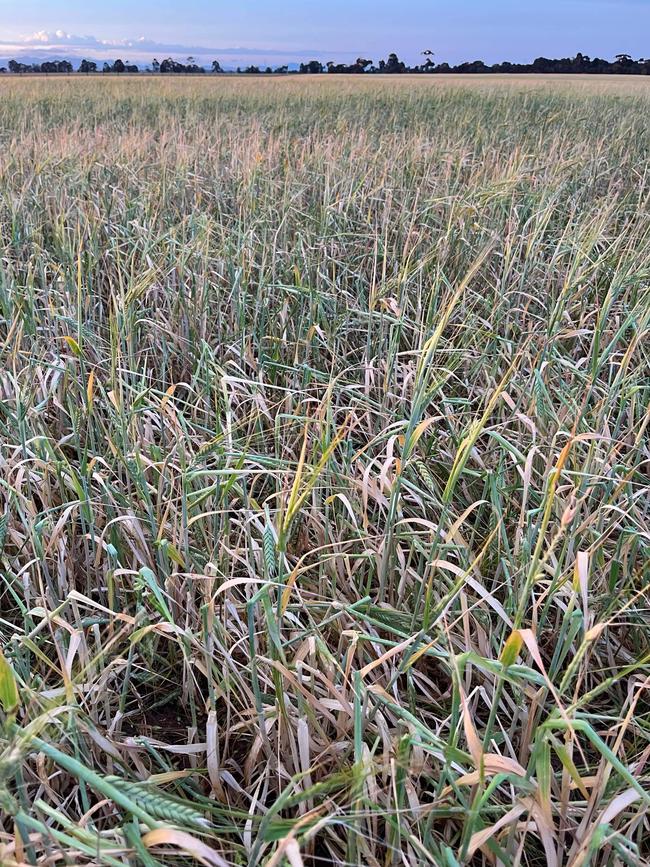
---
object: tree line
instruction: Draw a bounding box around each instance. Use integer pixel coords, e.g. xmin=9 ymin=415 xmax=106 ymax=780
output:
xmin=3 ymin=52 xmax=650 ymax=75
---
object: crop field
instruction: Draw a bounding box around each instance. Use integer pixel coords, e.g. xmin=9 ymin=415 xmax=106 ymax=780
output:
xmin=0 ymin=75 xmax=649 ymax=865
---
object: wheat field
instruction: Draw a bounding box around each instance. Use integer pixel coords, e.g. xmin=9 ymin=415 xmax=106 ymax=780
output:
xmin=0 ymin=75 xmax=649 ymax=866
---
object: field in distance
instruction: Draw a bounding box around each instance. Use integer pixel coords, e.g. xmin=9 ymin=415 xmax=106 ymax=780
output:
xmin=6 ymin=70 xmax=650 ymax=90
xmin=0 ymin=76 xmax=648 ymax=865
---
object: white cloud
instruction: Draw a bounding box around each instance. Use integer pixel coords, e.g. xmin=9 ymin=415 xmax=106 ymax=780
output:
xmin=0 ymin=29 xmax=350 ymax=66
xmin=19 ymin=31 xmax=136 ymax=49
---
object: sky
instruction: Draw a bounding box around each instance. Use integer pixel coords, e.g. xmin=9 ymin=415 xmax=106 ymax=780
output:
xmin=0 ymin=0 xmax=649 ymax=68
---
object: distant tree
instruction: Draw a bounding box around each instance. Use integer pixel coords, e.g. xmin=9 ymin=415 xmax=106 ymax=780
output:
xmin=455 ymin=59 xmax=489 ymax=73
xmin=30 ymin=59 xmax=72 ymax=73
xmin=10 ymin=59 xmax=37 ymax=73
xmin=531 ymin=57 xmax=552 ymax=73
xmin=325 ymin=57 xmax=373 ymax=73
xmin=492 ymin=60 xmax=518 ymax=73
xmin=384 ymin=52 xmax=406 ymax=73
xmin=299 ymin=59 xmax=324 ymax=74
xmin=5 ymin=48 xmax=647 ymax=78
xmin=570 ymin=53 xmax=592 ymax=73
xmin=614 ymin=53 xmax=638 ymax=73
xmin=160 ymin=57 xmax=179 ymax=73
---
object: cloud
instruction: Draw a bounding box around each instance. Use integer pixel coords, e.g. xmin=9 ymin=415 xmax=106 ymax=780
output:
xmin=0 ymin=29 xmax=351 ymax=66
xmin=17 ymin=30 xmax=155 ymax=49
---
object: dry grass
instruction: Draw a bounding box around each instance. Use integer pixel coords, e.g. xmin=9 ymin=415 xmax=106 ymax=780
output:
xmin=0 ymin=75 xmax=649 ymax=866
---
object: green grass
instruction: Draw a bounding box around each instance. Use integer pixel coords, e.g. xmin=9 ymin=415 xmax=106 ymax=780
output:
xmin=0 ymin=75 xmax=649 ymax=866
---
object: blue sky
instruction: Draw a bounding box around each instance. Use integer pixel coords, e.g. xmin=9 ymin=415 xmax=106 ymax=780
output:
xmin=0 ymin=0 xmax=648 ymax=67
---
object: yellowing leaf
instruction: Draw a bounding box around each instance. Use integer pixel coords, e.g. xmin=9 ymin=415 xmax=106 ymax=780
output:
xmin=409 ymin=417 xmax=439 ymax=450
xmin=453 ymin=754 xmax=527 ymax=788
xmin=468 ymin=801 xmax=529 ymax=858
xmin=62 ymin=335 xmax=82 ymax=357
xmin=0 ymin=649 xmax=20 ymax=712
xmin=585 ymin=623 xmax=606 ymax=642
xmin=160 ymin=384 xmax=176 ymax=412
xmin=500 ymin=629 xmax=524 ymax=668
xmin=164 ymin=542 xmax=185 ymax=567
xmin=86 ymin=370 xmax=95 ymax=407
xmin=573 ymin=550 xmax=590 ymax=622
xmin=460 ymin=685 xmax=483 ymax=767
xmin=142 ymin=829 xmax=228 ymax=867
